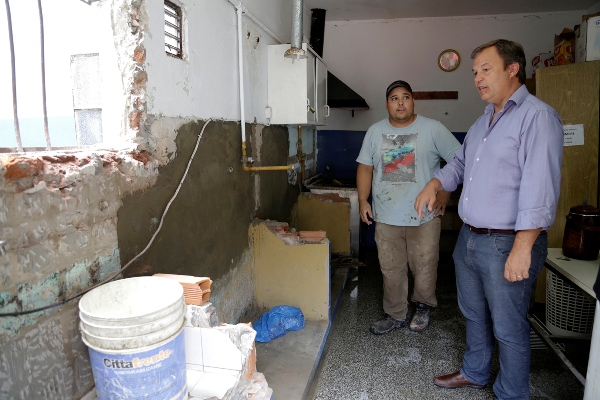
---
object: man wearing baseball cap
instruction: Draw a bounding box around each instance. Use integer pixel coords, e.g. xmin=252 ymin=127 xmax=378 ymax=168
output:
xmin=357 ymin=80 xmax=460 ymax=334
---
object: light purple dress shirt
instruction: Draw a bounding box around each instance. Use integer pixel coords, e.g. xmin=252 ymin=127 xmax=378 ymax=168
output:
xmin=434 ymin=84 xmax=563 ymax=231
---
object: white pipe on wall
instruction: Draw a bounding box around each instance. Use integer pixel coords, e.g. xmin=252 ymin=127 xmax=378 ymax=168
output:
xmin=228 ymin=0 xmax=285 ymax=150
xmin=227 ymin=0 xmax=292 ymax=171
xmin=227 ymin=0 xmax=285 ymax=44
xmin=233 ymin=3 xmax=246 ymax=147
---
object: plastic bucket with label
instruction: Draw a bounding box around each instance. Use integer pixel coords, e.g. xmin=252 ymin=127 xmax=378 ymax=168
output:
xmin=79 ymin=276 xmax=187 ymax=400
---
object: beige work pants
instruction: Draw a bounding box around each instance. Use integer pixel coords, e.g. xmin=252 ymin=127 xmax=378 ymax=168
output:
xmin=374 ymin=218 xmax=441 ymax=320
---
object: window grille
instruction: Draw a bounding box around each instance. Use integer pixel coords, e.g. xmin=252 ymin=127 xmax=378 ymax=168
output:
xmin=164 ymin=0 xmax=183 ymax=59
xmin=1 ymin=0 xmax=102 ymax=153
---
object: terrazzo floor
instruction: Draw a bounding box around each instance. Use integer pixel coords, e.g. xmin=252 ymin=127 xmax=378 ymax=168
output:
xmin=306 ymin=231 xmax=588 ymax=400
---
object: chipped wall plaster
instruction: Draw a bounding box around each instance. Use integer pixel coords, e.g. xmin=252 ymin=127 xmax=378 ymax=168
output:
xmin=0 ymin=149 xmax=160 ymax=399
xmin=142 ymin=0 xmax=290 ymax=125
xmin=105 ymin=0 xmax=150 ymax=137
xmin=0 ymin=150 xmax=159 ymax=336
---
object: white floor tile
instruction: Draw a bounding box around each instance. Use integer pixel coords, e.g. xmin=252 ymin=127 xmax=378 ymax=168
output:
xmin=186 ymin=369 xmax=205 ymax=393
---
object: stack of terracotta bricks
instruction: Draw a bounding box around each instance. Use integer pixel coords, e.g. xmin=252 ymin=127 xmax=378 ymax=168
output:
xmin=299 ymin=230 xmax=327 ymax=244
xmin=266 ymin=222 xmax=327 ymax=245
xmin=153 ymin=273 xmax=212 ymax=306
xmin=267 ymin=224 xmax=300 ymax=245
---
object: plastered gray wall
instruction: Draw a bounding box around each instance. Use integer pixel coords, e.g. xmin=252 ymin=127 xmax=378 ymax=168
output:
xmin=117 ymin=120 xmax=298 ymax=322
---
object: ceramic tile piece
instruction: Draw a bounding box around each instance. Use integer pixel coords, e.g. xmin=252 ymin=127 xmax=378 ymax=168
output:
xmin=200 ymin=328 xmax=242 ymax=371
xmin=184 ymin=326 xmax=204 ymax=368
xmin=189 ymin=371 xmax=239 ymax=398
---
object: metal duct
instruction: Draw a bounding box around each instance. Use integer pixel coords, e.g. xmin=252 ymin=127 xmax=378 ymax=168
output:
xmin=284 ymin=0 xmax=306 ymax=59
xmin=309 ymin=8 xmax=326 ymax=57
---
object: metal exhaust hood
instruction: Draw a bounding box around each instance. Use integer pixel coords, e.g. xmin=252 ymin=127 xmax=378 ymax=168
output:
xmin=327 ymin=72 xmax=369 ymax=110
xmin=310 ymin=8 xmax=369 ymax=111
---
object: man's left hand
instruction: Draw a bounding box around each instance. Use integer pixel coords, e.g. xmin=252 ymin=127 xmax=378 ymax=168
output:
xmin=504 ymin=229 xmax=542 ymax=282
xmin=505 ymin=248 xmax=531 ymax=282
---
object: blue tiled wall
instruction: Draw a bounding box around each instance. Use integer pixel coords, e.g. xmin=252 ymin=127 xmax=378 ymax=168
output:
xmin=316 ymin=130 xmax=466 ymax=180
xmin=316 ymin=130 xmax=466 ymax=248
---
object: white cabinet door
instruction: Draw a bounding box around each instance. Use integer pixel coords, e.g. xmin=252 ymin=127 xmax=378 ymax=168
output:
xmin=315 ymin=58 xmax=328 ymax=125
xmin=267 ymin=44 xmax=327 ymax=126
xmin=306 ymin=51 xmax=317 ymax=124
xmin=267 ymin=44 xmax=307 ymax=125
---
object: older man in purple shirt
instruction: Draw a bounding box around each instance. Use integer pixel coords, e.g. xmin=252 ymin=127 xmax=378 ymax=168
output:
xmin=415 ymin=39 xmax=563 ymax=400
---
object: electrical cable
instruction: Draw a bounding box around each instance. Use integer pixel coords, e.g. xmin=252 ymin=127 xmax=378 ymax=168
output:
xmin=0 ymin=119 xmax=212 ymax=317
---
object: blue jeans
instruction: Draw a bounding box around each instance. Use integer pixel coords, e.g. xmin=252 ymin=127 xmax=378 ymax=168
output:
xmin=453 ymin=225 xmax=547 ymax=400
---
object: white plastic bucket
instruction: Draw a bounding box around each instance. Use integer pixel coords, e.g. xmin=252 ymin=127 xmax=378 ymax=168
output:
xmin=79 ymin=276 xmax=188 ymax=400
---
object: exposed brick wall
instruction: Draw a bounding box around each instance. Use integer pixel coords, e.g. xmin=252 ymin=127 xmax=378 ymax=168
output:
xmin=0 ymin=150 xmax=157 ymax=398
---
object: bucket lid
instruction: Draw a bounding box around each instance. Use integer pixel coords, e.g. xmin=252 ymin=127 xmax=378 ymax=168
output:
xmin=79 ymin=276 xmax=183 ymax=321
xmin=569 ymin=204 xmax=600 ymax=216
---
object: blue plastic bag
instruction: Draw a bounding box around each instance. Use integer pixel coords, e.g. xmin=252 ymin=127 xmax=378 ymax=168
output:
xmin=254 ymin=305 xmax=305 ymax=342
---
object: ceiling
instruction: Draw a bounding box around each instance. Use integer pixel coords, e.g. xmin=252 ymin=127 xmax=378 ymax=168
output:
xmin=304 ymin=0 xmax=598 ymax=21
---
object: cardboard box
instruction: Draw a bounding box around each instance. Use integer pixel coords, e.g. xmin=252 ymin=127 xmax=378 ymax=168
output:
xmin=576 ymin=15 xmax=600 ymax=62
xmin=581 ymin=12 xmax=600 ymax=23
xmin=531 ymin=52 xmax=554 ymax=77
xmin=554 ymin=28 xmax=575 ymax=65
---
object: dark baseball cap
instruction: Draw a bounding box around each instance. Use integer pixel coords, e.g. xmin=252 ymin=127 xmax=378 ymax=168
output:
xmin=386 ymin=80 xmax=413 ymax=98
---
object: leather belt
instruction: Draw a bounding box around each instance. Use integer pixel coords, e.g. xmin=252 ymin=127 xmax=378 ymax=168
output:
xmin=467 ymin=224 xmax=516 ymax=235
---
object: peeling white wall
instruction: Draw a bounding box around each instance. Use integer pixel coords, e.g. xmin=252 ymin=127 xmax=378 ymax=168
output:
xmin=321 ymin=11 xmax=583 ymax=132
xmin=144 ymin=0 xmax=292 ymax=125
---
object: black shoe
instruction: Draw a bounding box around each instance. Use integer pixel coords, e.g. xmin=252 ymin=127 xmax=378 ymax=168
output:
xmin=409 ymin=303 xmax=431 ymax=332
xmin=370 ymin=314 xmax=406 ymax=335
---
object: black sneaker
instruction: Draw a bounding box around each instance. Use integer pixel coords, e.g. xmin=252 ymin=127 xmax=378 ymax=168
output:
xmin=409 ymin=303 xmax=431 ymax=332
xmin=370 ymin=314 xmax=407 ymax=335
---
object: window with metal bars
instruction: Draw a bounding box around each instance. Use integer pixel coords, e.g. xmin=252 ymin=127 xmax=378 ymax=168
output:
xmin=1 ymin=0 xmax=103 ymax=153
xmin=164 ymin=1 xmax=183 ymax=59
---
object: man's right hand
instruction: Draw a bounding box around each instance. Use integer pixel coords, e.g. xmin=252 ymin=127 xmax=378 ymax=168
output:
xmin=415 ymin=178 xmax=443 ymax=218
xmin=357 ymin=163 xmax=375 ymax=225
xmin=359 ymin=200 xmax=374 ymax=225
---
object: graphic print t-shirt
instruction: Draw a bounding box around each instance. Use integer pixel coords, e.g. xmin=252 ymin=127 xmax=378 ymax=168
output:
xmin=356 ymin=116 xmax=460 ymax=226
xmin=381 ymin=133 xmax=417 ymax=183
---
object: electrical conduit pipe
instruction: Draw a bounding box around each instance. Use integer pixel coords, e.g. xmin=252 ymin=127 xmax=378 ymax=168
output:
xmin=229 ymin=0 xmax=292 ymax=172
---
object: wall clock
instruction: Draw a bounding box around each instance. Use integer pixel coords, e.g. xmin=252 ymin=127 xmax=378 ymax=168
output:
xmin=438 ymin=49 xmax=460 ymax=72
